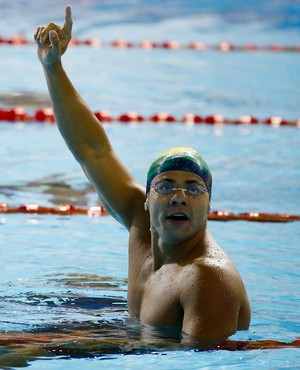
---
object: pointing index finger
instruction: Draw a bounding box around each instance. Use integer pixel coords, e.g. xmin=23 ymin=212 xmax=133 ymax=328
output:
xmin=63 ymin=5 xmax=73 ymax=34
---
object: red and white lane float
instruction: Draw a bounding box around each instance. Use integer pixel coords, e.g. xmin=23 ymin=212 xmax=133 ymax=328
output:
xmin=0 ymin=107 xmax=299 ymax=127
xmin=0 ymin=203 xmax=299 ymax=222
xmin=1 ymin=35 xmax=300 ymax=52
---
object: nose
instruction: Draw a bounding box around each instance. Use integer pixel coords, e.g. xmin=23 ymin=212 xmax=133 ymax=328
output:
xmin=169 ymin=189 xmax=187 ymax=206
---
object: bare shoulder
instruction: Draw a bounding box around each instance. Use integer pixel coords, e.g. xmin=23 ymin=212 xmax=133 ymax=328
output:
xmin=179 ymin=242 xmax=251 ymax=331
xmin=179 ymin=243 xmax=247 ymax=306
xmin=182 ymin=259 xmax=237 ymax=290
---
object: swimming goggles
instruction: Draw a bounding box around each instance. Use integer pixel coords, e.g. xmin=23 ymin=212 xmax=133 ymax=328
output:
xmin=151 ymin=181 xmax=208 ymax=197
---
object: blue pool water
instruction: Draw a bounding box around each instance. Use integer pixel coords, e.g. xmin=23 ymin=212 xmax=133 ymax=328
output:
xmin=0 ymin=0 xmax=300 ymax=368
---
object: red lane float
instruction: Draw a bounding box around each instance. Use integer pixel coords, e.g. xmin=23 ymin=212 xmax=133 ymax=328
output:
xmin=34 ymin=108 xmax=55 ymax=122
xmin=1 ymin=35 xmax=300 ymax=52
xmin=1 ymin=203 xmax=299 ymax=222
xmin=0 ymin=330 xmax=299 ymax=354
xmin=0 ymin=203 xmax=109 ymax=217
xmin=118 ymin=111 xmax=144 ymax=122
xmin=150 ymin=112 xmax=176 ymax=122
xmin=0 ymin=331 xmax=299 ymax=353
xmin=0 ymin=107 xmax=28 ymax=122
xmin=208 ymin=210 xmax=300 ymax=222
xmin=0 ymin=35 xmax=29 ymax=45
xmin=0 ymin=107 xmax=299 ymax=127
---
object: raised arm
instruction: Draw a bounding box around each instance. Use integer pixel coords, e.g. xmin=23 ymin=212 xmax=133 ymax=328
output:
xmin=34 ymin=6 xmax=146 ymax=229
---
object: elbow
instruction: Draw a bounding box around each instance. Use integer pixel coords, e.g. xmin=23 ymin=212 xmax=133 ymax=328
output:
xmin=66 ymin=142 xmax=103 ymax=165
xmin=62 ymin=139 xmax=87 ymax=164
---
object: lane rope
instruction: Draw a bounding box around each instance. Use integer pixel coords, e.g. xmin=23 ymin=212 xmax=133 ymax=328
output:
xmin=0 ymin=107 xmax=299 ymax=127
xmin=0 ymin=330 xmax=299 ymax=353
xmin=1 ymin=203 xmax=299 ymax=222
xmin=1 ymin=35 xmax=300 ymax=52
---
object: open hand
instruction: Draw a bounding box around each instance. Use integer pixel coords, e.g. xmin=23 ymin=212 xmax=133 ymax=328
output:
xmin=34 ymin=5 xmax=73 ymax=66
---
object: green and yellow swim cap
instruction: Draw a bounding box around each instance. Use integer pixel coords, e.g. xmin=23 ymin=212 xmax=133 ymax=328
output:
xmin=146 ymin=147 xmax=212 ymax=200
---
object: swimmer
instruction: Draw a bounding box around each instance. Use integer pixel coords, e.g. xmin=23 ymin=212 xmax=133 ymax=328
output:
xmin=34 ymin=5 xmax=251 ymax=348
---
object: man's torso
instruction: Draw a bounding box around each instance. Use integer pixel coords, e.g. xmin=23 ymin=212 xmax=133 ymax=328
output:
xmin=127 ymin=234 xmax=249 ymax=331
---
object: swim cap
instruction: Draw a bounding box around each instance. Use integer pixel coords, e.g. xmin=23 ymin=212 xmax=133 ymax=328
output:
xmin=146 ymin=147 xmax=212 ymax=200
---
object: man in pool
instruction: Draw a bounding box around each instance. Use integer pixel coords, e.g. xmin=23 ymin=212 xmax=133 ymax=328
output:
xmin=34 ymin=6 xmax=251 ymax=348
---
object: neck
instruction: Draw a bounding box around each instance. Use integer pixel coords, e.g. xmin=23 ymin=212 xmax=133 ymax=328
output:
xmin=151 ymin=226 xmax=208 ymax=271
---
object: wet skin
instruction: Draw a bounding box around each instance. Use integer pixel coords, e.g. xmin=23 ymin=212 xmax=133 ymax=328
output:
xmin=127 ymin=171 xmax=251 ymax=345
xmin=34 ymin=7 xmax=251 ymax=348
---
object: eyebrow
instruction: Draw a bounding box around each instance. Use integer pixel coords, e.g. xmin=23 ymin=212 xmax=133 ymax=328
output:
xmin=158 ymin=177 xmax=203 ymax=186
xmin=157 ymin=178 xmax=175 ymax=183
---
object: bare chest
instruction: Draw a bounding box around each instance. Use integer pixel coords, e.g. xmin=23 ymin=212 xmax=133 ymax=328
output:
xmin=128 ymin=261 xmax=184 ymax=327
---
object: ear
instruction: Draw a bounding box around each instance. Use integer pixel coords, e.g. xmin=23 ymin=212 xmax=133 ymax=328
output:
xmin=144 ymin=197 xmax=149 ymax=211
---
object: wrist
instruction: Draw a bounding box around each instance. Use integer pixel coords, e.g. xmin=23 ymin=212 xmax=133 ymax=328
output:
xmin=42 ymin=59 xmax=63 ymax=73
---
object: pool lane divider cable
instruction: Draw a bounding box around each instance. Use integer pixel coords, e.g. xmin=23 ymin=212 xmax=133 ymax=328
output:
xmin=1 ymin=35 xmax=300 ymax=53
xmin=1 ymin=203 xmax=299 ymax=222
xmin=0 ymin=331 xmax=299 ymax=353
xmin=0 ymin=107 xmax=299 ymax=127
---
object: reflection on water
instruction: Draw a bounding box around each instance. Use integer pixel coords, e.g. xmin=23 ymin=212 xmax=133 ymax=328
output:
xmin=0 ymin=175 xmax=94 ymax=206
xmin=0 ymin=271 xmax=188 ymax=367
xmin=0 ymin=273 xmax=183 ymax=367
xmin=47 ymin=273 xmax=128 ymax=290
xmin=0 ymin=274 xmax=299 ymax=368
xmin=0 ymin=319 xmax=299 ymax=368
xmin=0 ymin=91 xmax=50 ymax=108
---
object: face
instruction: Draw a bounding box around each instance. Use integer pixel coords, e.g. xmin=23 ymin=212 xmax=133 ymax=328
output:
xmin=145 ymin=170 xmax=210 ymax=244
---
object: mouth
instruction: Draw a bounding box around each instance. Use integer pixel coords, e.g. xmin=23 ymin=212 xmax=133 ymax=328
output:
xmin=166 ymin=213 xmax=189 ymax=223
